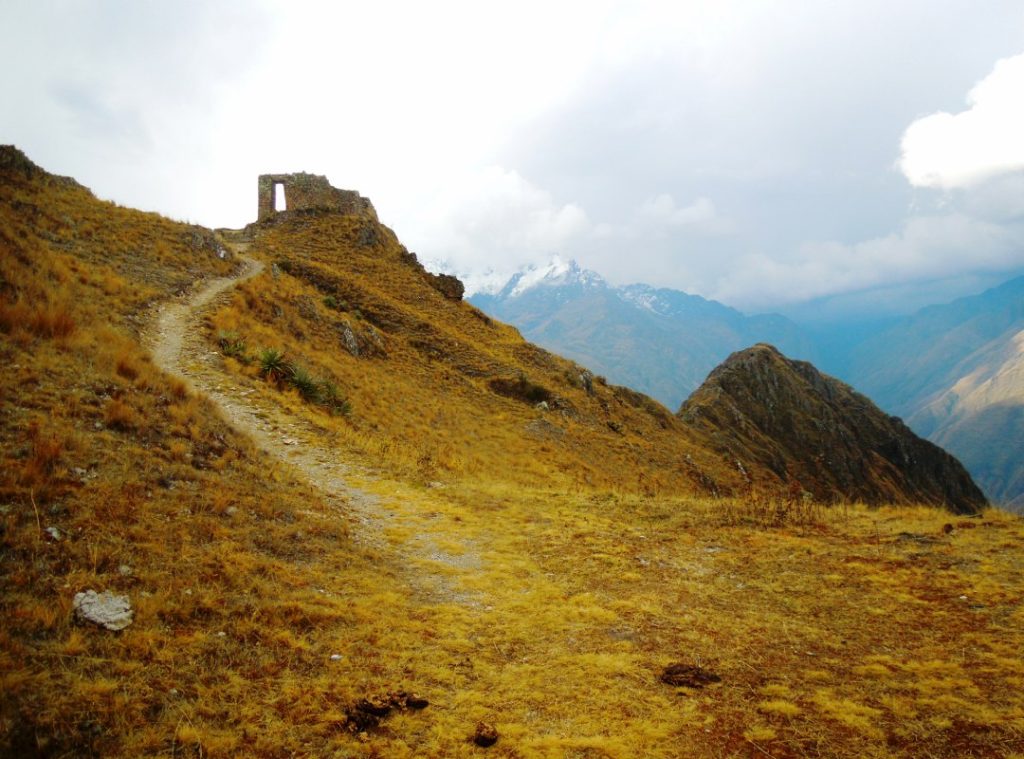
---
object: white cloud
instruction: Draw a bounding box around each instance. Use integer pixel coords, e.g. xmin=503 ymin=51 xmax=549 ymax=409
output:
xmin=900 ymin=52 xmax=1024 ymax=189
xmin=710 ymin=213 xmax=1024 ymax=310
xmin=412 ymin=166 xmax=592 ymax=272
xmin=637 ymin=194 xmax=717 ymax=227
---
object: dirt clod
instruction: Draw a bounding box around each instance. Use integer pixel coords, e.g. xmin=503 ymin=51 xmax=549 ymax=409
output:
xmin=473 ymin=721 xmax=499 ymax=747
xmin=404 ymin=693 xmax=429 ymax=710
xmin=660 ymin=662 xmax=721 ymax=688
xmin=358 ymin=694 xmax=392 ymax=717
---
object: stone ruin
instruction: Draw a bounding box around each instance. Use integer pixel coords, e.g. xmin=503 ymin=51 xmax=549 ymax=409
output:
xmin=257 ymin=172 xmax=375 ymax=222
xmin=254 ymin=171 xmax=465 ymax=301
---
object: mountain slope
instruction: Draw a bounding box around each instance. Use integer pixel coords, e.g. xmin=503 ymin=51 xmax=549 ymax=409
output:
xmin=843 ymin=278 xmax=1024 ymax=507
xmin=470 ymin=259 xmax=814 ymax=408
xmin=907 ymin=328 xmax=1024 ymax=508
xmin=845 ymin=276 xmax=1024 ymax=418
xmin=679 ymin=344 xmax=986 ymax=513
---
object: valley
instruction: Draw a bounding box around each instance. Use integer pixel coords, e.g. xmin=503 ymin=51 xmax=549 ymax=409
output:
xmin=467 ymin=261 xmax=1024 ymax=511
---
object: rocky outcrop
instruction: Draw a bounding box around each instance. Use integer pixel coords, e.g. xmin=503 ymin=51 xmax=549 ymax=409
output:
xmin=426 ymin=272 xmax=465 ymax=301
xmin=679 ymin=344 xmax=987 ymax=513
xmin=1 ymin=145 xmax=85 ymax=189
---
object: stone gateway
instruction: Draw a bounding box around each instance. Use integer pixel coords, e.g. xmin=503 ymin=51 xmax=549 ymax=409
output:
xmin=257 ymin=173 xmax=375 ymax=222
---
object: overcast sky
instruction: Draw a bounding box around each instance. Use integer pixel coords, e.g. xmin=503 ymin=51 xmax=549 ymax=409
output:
xmin=3 ymin=0 xmax=1024 ymax=318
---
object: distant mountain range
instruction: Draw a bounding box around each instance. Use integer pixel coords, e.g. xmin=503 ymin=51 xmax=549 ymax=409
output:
xmin=842 ymin=277 xmax=1024 ymax=509
xmin=466 ymin=257 xmax=1024 ymax=510
xmin=469 ymin=258 xmax=813 ymax=409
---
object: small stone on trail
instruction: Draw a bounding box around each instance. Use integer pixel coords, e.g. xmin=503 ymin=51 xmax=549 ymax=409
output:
xmin=73 ymin=589 xmax=134 ymax=631
xmin=660 ymin=662 xmax=721 ymax=688
xmin=473 ymin=722 xmax=499 ymax=747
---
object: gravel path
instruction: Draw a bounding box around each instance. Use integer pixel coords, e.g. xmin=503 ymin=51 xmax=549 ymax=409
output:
xmin=145 ymin=239 xmax=482 ymax=607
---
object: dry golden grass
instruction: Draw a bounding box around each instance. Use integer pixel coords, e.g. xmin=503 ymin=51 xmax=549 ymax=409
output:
xmin=207 ymin=212 xmax=746 ymax=498
xmin=3 ymin=156 xmax=1024 ymax=757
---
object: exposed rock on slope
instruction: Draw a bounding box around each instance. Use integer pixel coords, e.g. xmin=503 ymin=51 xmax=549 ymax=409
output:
xmin=679 ymin=344 xmax=987 ymax=513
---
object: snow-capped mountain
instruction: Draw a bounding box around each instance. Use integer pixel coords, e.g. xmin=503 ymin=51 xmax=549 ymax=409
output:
xmin=468 ymin=257 xmax=815 ymax=409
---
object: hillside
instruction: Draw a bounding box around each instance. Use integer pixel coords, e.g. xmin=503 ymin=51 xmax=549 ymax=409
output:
xmin=909 ymin=329 xmax=1024 ymax=509
xmin=844 ymin=278 xmax=1024 ymax=508
xmin=469 ymin=259 xmax=814 ymax=408
xmin=3 ymin=147 xmax=1023 ymax=758
xmin=212 ymin=217 xmax=743 ymax=497
xmin=679 ymin=344 xmax=986 ymax=513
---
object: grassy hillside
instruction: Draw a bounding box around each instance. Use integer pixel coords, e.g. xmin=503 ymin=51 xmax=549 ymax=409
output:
xmin=3 ymin=147 xmax=1024 ymax=757
xmin=206 ymin=211 xmax=743 ymax=498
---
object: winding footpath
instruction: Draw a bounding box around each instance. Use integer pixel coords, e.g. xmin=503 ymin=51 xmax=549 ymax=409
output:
xmin=146 ymin=239 xmax=482 ymax=607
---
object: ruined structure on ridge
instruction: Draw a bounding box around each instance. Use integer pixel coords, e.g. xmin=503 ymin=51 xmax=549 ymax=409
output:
xmin=257 ymin=173 xmax=375 ymax=222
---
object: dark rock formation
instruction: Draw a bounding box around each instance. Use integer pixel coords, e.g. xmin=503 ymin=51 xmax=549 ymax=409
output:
xmin=426 ymin=272 xmax=465 ymax=301
xmin=679 ymin=344 xmax=987 ymax=513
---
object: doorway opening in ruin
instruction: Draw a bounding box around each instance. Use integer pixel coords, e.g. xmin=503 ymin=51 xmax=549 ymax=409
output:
xmin=274 ymin=182 xmax=287 ymax=212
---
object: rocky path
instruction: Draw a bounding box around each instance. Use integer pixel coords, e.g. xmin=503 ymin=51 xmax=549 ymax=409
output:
xmin=146 ymin=239 xmax=483 ymax=607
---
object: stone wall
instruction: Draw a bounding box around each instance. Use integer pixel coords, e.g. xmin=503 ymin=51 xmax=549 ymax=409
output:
xmin=257 ymin=173 xmax=375 ymax=222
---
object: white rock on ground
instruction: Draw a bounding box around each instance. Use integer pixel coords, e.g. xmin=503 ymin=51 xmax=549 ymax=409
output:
xmin=73 ymin=589 xmax=134 ymax=631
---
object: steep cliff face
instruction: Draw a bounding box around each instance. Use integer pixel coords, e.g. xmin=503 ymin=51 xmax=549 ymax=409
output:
xmin=679 ymin=344 xmax=987 ymax=513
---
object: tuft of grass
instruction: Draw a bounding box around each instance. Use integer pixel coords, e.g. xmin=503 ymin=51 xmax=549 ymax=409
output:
xmin=288 ymin=362 xmax=323 ymax=403
xmin=103 ymin=398 xmax=137 ymax=431
xmin=319 ymin=378 xmax=352 ymax=417
xmin=217 ymin=330 xmax=248 ymax=361
xmin=0 ymin=298 xmax=76 ymax=339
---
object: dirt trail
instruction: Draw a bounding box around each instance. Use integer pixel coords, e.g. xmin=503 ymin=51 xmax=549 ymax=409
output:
xmin=146 ymin=239 xmax=483 ymax=606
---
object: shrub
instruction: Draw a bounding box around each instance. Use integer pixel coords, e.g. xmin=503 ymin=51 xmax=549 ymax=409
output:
xmin=258 ymin=348 xmax=288 ymax=385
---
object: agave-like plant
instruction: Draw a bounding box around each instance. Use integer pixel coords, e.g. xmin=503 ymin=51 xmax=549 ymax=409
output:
xmin=258 ymin=347 xmax=288 ymax=385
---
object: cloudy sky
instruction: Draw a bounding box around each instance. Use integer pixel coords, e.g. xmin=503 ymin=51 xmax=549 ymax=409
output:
xmin=3 ymin=1 xmax=1024 ymax=319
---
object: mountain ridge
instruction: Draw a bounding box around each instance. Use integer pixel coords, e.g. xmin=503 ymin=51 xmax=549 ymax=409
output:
xmin=679 ymin=344 xmax=986 ymax=513
xmin=469 ymin=257 xmax=814 ymax=408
